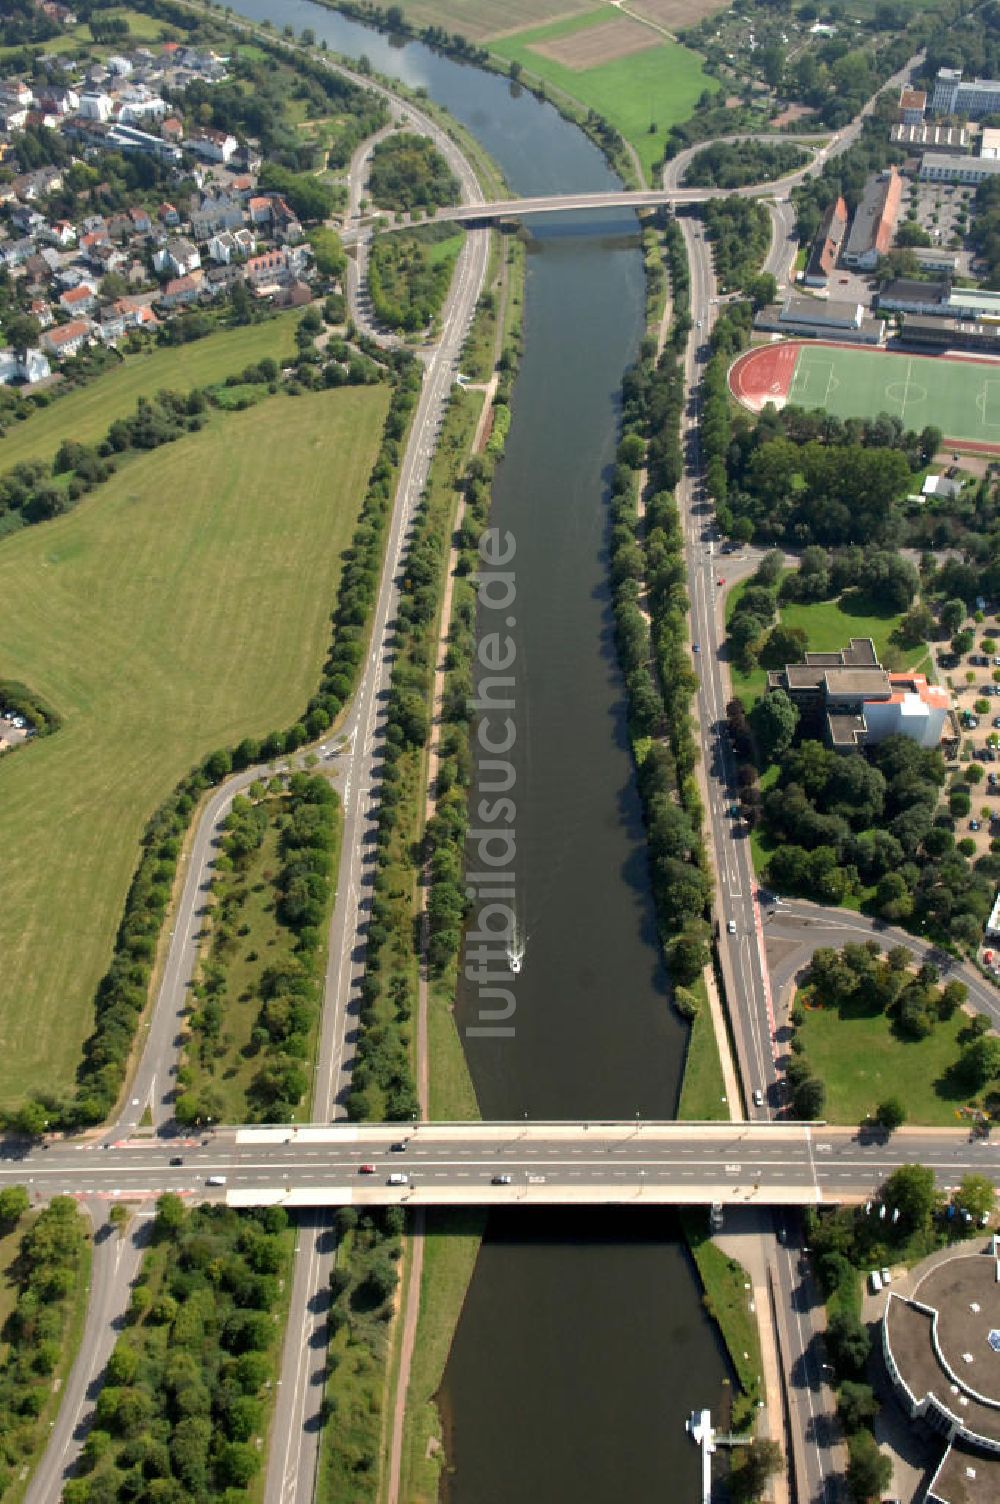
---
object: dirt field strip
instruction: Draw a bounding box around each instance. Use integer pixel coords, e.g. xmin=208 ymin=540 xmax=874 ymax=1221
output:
xmin=627 ymin=0 xmax=729 ymax=28
xmin=529 ymin=14 xmax=661 ymax=68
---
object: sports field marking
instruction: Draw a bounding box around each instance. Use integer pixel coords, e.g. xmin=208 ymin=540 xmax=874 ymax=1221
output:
xmin=883 ymin=359 xmax=928 ymax=424
xmin=790 ymin=354 xmax=838 ymax=406
xmin=975 ymin=379 xmax=1000 ymax=430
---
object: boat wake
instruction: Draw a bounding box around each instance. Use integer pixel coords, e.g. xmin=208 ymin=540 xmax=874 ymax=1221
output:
xmin=507 ymin=916 xmax=525 ymax=976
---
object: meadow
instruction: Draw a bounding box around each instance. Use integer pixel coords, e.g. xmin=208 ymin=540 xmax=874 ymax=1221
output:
xmin=0 ymin=385 xmax=388 ymax=1111
xmin=0 ymin=316 xmax=299 ymax=475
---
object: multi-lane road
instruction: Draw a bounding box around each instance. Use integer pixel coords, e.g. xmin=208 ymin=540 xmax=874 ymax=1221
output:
xmin=6 ymin=1122 xmax=996 ymax=1207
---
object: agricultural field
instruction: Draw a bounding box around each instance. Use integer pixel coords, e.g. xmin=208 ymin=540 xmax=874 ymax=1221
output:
xmin=629 ymin=0 xmax=730 ymax=29
xmin=0 ymin=315 xmax=299 ymax=476
xmin=0 ymin=385 xmax=389 ymax=1112
xmin=372 ymin=0 xmax=597 ymax=42
xmin=489 ymin=6 xmax=711 ymax=180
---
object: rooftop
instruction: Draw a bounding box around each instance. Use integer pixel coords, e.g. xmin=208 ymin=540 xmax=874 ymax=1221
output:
xmin=886 ymin=1250 xmax=1000 ymax=1451
xmin=928 ymin=1438 xmax=1000 ymax=1504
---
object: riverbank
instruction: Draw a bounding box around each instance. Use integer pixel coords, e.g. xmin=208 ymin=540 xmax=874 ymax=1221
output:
xmin=308 ymin=0 xmax=645 ymax=187
xmin=392 ymin=229 xmax=525 ymax=1503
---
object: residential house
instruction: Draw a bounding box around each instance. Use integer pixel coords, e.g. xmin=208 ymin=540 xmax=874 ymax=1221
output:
xmin=190 ymin=191 xmax=244 ymax=239
xmin=78 ymin=89 xmax=113 ymax=121
xmin=60 ymin=282 xmax=98 ymax=315
xmin=190 ymin=127 xmax=238 ymax=164
xmin=157 ymin=272 xmax=202 ymax=308
xmin=95 ymin=304 xmax=126 ymax=342
xmin=154 ymin=237 xmax=201 ymax=277
xmin=41 ymin=319 xmax=92 ymax=359
xmin=161 ymin=116 xmax=183 ymax=143
xmin=0 ymin=81 xmax=33 ymax=109
xmin=115 ymin=298 xmax=157 ymax=332
xmin=0 ymin=238 xmax=36 ymax=269
xmin=13 ymin=166 xmax=63 ymax=200
xmin=106 ymin=55 xmax=133 ymax=76
xmin=0 ymin=348 xmax=51 ymax=385
xmin=9 ymin=205 xmax=46 ymax=236
xmin=44 ymin=219 xmax=77 ymax=248
xmin=23 ymin=254 xmax=52 ymax=291
xmin=128 ymin=206 xmax=153 ymax=235
xmin=0 ymin=105 xmax=29 ymax=132
xmin=159 ymin=202 xmax=180 ymax=227
xmin=248 ymin=195 xmax=273 ymax=228
xmin=117 ymin=88 xmax=167 ymax=125
xmin=207 ymin=227 xmax=255 ymax=264
xmin=37 ymin=86 xmax=79 ymax=115
xmin=29 ymin=299 xmax=54 ymax=329
xmin=243 ymin=246 xmax=306 ymax=295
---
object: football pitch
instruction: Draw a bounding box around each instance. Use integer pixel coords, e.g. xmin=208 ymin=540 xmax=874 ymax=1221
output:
xmin=786 ymin=344 xmax=1000 ymax=445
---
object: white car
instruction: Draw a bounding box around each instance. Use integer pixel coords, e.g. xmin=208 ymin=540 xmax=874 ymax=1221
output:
xmin=727 ymin=919 xmax=737 ymax=934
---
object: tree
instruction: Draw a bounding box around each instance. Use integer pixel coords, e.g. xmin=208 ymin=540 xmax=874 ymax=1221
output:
xmin=838 ymin=1380 xmax=878 ymax=1434
xmin=0 ymin=1184 xmax=29 ymax=1228
xmin=155 ymin=1193 xmax=186 ymax=1236
xmin=846 ymin=1429 xmax=891 ymax=1503
xmin=955 ymin=1173 xmax=995 ymax=1226
xmin=750 ymin=689 xmax=799 ymax=764
xmin=793 ymin=1075 xmax=826 ymax=1119
xmin=875 ymin=1098 xmax=906 ymax=1131
xmin=4 ymin=311 xmax=41 ymax=353
xmin=109 ymin=1203 xmax=131 ymax=1238
xmin=959 ymin=1035 xmax=1000 ymax=1091
xmin=940 ymin=597 xmax=966 ymax=636
xmin=731 ymin=1438 xmax=783 ymax=1501
xmin=882 ymin=1162 xmax=936 ymax=1230
xmin=826 ymin=1308 xmax=871 ymax=1378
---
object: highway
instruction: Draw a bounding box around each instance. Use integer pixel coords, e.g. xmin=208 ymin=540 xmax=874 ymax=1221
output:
xmin=6 ymin=1122 xmax=997 ymax=1207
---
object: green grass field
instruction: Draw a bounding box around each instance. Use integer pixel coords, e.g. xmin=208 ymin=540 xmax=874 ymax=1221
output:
xmin=798 ymin=993 xmax=981 ymax=1127
xmin=677 ymin=977 xmax=729 ymax=1120
xmin=727 ymin=583 xmax=926 ymax=707
xmin=0 ymin=317 xmax=299 ymax=477
xmin=490 ymin=6 xmax=710 ymax=181
xmin=0 ymin=386 xmax=388 ymax=1111
xmin=787 ymin=343 xmax=1000 ymax=447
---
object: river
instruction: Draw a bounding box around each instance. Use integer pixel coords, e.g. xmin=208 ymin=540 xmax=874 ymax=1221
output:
xmin=228 ymin=1 xmax=731 ymax=1496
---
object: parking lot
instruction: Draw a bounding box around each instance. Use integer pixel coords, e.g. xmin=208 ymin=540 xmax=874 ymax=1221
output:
xmin=0 ymin=713 xmax=30 ymax=753
xmin=898 ymin=178 xmax=975 ymax=253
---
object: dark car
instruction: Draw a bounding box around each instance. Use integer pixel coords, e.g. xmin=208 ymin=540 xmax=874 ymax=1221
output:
xmin=390 ymin=1141 xmax=408 ymax=1153
xmin=169 ymin=1156 xmax=183 ymax=1167
xmin=492 ymin=1174 xmax=512 ymax=1185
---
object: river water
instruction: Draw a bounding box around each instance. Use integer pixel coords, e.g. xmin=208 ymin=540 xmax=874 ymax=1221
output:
xmin=229 ymin=1 xmax=731 ymax=1495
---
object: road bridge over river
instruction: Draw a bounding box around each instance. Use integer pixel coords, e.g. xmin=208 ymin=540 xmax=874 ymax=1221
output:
xmin=8 ymin=1122 xmax=996 ymax=1209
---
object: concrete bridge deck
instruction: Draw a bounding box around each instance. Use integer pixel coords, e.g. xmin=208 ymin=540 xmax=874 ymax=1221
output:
xmin=6 ymin=1121 xmax=994 ymax=1210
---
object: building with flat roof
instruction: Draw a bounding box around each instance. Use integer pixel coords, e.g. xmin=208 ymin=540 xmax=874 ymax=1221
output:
xmin=768 ymin=639 xmax=949 ymax=749
xmin=892 ymin=122 xmax=970 ymax=152
xmin=899 ymin=87 xmax=927 ymax=124
xmin=754 ymin=297 xmax=884 ymax=344
xmin=882 ymin=1243 xmax=1000 ymax=1504
xmin=843 ymin=168 xmax=902 ymax=269
xmin=877 ymin=278 xmax=949 ymax=316
xmin=903 ymin=314 xmax=1000 ymax=354
xmin=981 ymin=127 xmax=1000 ymax=160
xmin=932 ymin=67 xmax=1000 ymax=118
xmin=920 ymin=152 xmax=1000 ymax=184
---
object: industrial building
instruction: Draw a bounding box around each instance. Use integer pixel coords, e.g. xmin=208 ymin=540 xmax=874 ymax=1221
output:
xmin=931 ymin=67 xmax=1000 ymax=118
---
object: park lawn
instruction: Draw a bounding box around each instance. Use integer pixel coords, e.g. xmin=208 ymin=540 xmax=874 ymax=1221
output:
xmin=0 ymin=384 xmax=389 ymax=1112
xmin=677 ymin=977 xmax=730 ymax=1120
xmin=798 ymin=994 xmax=981 ymax=1127
xmin=0 ymin=316 xmax=299 ymax=475
xmin=726 ymin=581 xmax=923 ymax=709
xmin=81 ymin=7 xmax=169 ymax=42
xmin=490 ymin=7 xmax=710 ymax=181
xmin=426 ymin=229 xmax=464 ymax=267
